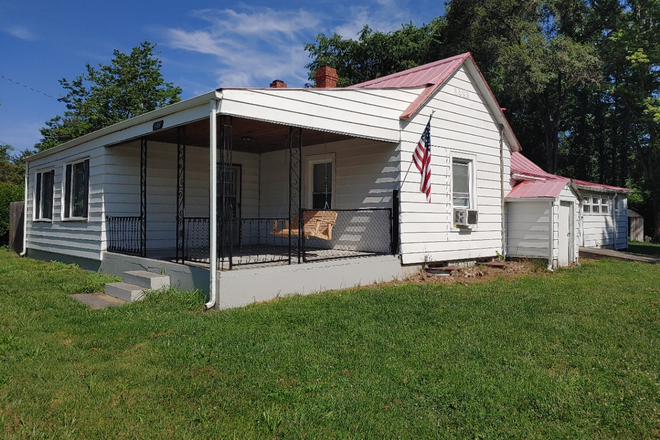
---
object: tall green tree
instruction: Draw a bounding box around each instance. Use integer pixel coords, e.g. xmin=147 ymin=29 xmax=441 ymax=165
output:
xmin=35 ymin=41 xmax=182 ymax=152
xmin=304 ymin=20 xmax=445 ymax=87
xmin=440 ymin=0 xmax=601 ymax=174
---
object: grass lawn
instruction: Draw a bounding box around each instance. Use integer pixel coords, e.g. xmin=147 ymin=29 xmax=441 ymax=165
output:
xmin=1 ymin=250 xmax=659 ymax=439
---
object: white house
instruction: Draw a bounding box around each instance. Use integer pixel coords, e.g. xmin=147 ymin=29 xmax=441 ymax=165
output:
xmin=505 ymin=152 xmax=629 ymax=268
xmin=23 ymin=53 xmax=526 ymax=308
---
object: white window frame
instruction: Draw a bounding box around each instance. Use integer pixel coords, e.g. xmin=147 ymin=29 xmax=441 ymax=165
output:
xmin=62 ymin=158 xmax=90 ymax=221
xmin=583 ymin=194 xmax=609 ymax=215
xmin=450 ymin=153 xmax=477 ymax=210
xmin=306 ymin=153 xmax=336 ymax=209
xmin=34 ymin=168 xmax=55 ymax=222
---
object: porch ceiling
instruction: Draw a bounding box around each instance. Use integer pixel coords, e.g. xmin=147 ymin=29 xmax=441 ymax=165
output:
xmin=146 ymin=116 xmax=353 ymax=153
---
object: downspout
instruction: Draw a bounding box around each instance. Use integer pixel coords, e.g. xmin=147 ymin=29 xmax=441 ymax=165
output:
xmin=547 ymin=200 xmax=554 ymax=271
xmin=205 ymin=99 xmax=219 ymax=310
xmin=612 ymin=194 xmax=618 ymax=249
xmin=499 ymin=123 xmax=505 ymax=258
xmin=20 ymin=160 xmax=28 ymax=256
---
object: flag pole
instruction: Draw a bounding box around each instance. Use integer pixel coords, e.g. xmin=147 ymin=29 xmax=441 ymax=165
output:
xmin=400 ymin=111 xmax=434 ymax=191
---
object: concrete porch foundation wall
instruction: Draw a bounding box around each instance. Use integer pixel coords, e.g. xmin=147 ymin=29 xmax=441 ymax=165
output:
xmin=217 ymin=255 xmax=403 ymax=309
xmin=101 ymin=252 xmax=210 ymax=294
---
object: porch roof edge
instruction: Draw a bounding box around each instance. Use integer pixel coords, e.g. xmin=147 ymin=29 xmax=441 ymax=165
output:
xmin=27 ymin=91 xmax=220 ymax=162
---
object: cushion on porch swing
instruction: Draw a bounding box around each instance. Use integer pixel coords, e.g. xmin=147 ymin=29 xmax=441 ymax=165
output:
xmin=271 ymin=210 xmax=338 ymax=241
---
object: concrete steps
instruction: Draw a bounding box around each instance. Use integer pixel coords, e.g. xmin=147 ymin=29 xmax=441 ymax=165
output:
xmin=105 ymin=270 xmax=170 ymax=303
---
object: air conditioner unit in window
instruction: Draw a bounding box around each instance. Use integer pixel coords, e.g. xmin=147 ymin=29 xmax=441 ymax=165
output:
xmin=454 ymin=208 xmax=478 ymax=226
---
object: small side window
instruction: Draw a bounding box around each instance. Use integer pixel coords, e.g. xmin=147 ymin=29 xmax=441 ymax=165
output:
xmin=35 ymin=170 xmax=54 ymax=221
xmin=64 ymin=159 xmax=90 ymax=220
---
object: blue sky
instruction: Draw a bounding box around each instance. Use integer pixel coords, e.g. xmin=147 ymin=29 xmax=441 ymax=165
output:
xmin=0 ymin=0 xmax=445 ymax=154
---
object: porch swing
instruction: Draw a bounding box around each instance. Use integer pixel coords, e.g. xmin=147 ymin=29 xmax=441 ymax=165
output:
xmin=271 ymin=161 xmax=338 ymax=241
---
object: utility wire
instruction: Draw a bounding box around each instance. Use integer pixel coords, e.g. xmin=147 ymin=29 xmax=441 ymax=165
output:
xmin=1 ymin=74 xmax=56 ymax=99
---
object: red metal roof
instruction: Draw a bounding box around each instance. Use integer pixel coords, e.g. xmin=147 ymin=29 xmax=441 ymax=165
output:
xmin=572 ymin=179 xmax=628 ymax=193
xmin=508 ymin=152 xmax=629 ymax=198
xmin=510 ymin=152 xmax=557 ymax=179
xmin=349 ymin=53 xmax=470 ymax=89
xmin=506 ymin=177 xmax=570 ymax=199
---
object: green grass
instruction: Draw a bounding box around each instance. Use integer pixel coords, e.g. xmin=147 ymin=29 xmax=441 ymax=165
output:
xmin=627 ymin=240 xmax=660 ymax=257
xmin=1 ymin=249 xmax=659 ymax=439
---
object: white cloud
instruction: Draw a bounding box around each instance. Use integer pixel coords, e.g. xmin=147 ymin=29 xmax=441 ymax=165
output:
xmin=163 ymin=7 xmax=321 ymax=87
xmin=5 ymin=25 xmax=37 ymax=41
xmin=332 ymin=2 xmax=409 ymax=39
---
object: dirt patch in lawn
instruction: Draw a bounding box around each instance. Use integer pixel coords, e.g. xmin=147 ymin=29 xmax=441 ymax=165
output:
xmin=376 ymin=259 xmax=557 ymax=289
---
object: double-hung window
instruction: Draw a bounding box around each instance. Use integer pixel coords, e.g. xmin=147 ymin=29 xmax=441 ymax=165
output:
xmin=63 ymin=159 xmax=90 ymax=220
xmin=35 ymin=170 xmax=55 ymax=221
xmin=452 ymin=158 xmax=472 ymax=208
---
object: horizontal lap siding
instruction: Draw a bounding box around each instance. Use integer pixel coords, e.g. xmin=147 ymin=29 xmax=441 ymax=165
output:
xmin=399 ymin=66 xmax=512 ymax=265
xmin=220 ymin=88 xmax=417 ymax=143
xmin=26 ymin=143 xmax=105 ymax=261
xmin=105 ymin=142 xmax=259 ymax=252
xmin=259 ymin=138 xmax=399 ymax=219
xmin=615 ymin=196 xmax=628 ymax=250
xmin=506 ymin=202 xmax=551 ymax=258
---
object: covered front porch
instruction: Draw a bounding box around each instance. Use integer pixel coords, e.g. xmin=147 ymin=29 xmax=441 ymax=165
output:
xmin=102 ymin=104 xmax=401 ymax=296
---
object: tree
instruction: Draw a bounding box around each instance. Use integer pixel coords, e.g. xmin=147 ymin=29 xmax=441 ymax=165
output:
xmin=440 ymin=0 xmax=601 ymax=174
xmin=35 ymin=41 xmax=182 ymax=151
xmin=304 ymin=20 xmax=444 ymax=87
xmin=0 ymin=143 xmax=27 ymax=245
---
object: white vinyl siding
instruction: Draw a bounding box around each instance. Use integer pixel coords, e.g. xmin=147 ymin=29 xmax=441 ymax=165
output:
xmin=506 ymin=201 xmax=551 ymax=259
xmin=259 ymin=138 xmax=398 ymax=218
xmin=103 ymin=141 xmax=259 ymax=253
xmin=398 ymin=65 xmax=512 ymax=264
xmin=581 ymin=191 xmax=626 ymax=249
xmin=25 ymin=144 xmax=105 ymax=261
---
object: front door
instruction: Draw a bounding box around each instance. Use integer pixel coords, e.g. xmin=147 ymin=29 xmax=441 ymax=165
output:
xmin=559 ymin=201 xmax=573 ymax=266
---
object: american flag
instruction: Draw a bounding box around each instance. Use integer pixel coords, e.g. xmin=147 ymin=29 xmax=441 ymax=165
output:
xmin=413 ymin=116 xmax=432 ymax=202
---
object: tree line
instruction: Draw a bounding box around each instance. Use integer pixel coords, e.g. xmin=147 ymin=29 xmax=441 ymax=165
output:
xmin=3 ymin=3 xmax=659 ymax=241
xmin=305 ymin=0 xmax=660 ymax=239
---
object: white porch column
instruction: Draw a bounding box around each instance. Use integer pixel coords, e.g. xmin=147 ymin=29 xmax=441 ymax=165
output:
xmin=206 ymin=99 xmax=219 ymax=309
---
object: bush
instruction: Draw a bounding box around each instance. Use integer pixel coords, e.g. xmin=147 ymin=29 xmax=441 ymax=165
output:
xmin=0 ymin=182 xmax=24 ymax=244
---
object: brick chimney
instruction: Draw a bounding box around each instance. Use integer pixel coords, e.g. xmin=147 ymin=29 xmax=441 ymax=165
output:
xmin=270 ymin=79 xmax=287 ymax=88
xmin=315 ymin=66 xmax=338 ymax=88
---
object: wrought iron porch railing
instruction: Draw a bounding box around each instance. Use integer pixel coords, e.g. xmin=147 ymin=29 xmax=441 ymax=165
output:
xmin=106 ymin=216 xmax=142 ymax=254
xmin=301 ymin=208 xmax=393 ymax=263
xmin=183 ymin=216 xmax=291 ymax=269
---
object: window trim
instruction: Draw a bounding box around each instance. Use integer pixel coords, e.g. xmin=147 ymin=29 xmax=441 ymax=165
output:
xmin=450 ymin=152 xmax=477 ymax=210
xmin=583 ymin=194 xmax=610 ymax=215
xmin=34 ymin=168 xmax=55 ymax=222
xmin=62 ymin=158 xmax=90 ymax=221
xmin=306 ymin=153 xmax=336 ymax=209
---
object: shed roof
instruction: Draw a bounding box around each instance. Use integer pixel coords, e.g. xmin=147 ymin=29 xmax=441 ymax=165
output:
xmin=506 ymin=177 xmax=571 ymax=199
xmin=510 ymin=151 xmax=629 ymax=194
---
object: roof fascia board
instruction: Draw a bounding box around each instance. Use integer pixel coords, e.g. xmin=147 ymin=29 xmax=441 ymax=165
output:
xmin=575 ymin=184 xmax=629 ymax=194
xmin=28 ymin=91 xmax=220 ymax=162
xmin=505 ymin=196 xmax=557 ymax=201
